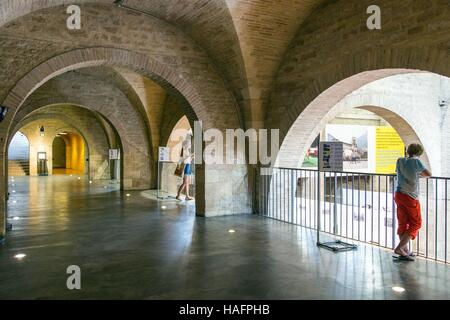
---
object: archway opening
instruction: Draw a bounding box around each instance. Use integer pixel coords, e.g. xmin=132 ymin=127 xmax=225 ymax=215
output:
xmin=7 ymin=131 xmax=30 ymax=177
xmin=260 ymin=70 xmax=450 ymax=260
xmin=157 ymin=116 xmax=195 ymax=201
xmin=52 ymin=136 xmax=66 ymax=171
xmin=275 ymin=71 xmax=448 ymax=176
xmin=52 ymin=132 xmax=85 ymax=176
xmin=301 ymin=108 xmax=406 ymax=175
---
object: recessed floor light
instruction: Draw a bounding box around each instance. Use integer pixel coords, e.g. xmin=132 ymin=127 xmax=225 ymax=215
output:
xmin=12 ymin=200 xmax=17 ymax=204
xmin=392 ymin=286 xmax=405 ymax=293
xmin=12 ymin=216 xmax=20 ymax=220
xmin=14 ymin=253 xmax=26 ymax=260
xmin=161 ymin=205 xmax=167 ymax=210
xmin=12 ymin=190 xmax=16 ymax=193
xmin=228 ymin=229 xmax=236 ymax=233
xmin=89 ymin=181 xmax=93 ymax=184
xmin=126 ymin=194 xmax=131 ymax=197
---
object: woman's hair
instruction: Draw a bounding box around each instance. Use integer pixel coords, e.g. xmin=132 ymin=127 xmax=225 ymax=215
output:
xmin=407 ymin=143 xmax=424 ymax=157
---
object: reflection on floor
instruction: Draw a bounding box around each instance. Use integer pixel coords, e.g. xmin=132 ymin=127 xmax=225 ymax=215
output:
xmin=140 ymin=190 xmax=195 ymax=208
xmin=1 ymin=176 xmax=450 ymax=299
xmin=52 ymin=168 xmax=85 ymax=175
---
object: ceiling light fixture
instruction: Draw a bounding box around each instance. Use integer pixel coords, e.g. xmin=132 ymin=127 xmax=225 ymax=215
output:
xmin=0 ymin=105 xmax=8 ymax=122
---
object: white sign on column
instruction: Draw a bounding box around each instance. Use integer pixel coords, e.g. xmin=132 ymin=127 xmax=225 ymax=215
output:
xmin=109 ymin=149 xmax=119 ymax=160
xmin=158 ymin=147 xmax=170 ymax=162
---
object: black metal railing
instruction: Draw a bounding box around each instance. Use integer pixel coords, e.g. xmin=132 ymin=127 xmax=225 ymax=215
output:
xmin=255 ymin=167 xmax=450 ymax=263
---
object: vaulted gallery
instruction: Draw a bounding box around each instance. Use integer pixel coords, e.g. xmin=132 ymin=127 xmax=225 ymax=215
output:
xmin=0 ymin=0 xmax=450 ymax=300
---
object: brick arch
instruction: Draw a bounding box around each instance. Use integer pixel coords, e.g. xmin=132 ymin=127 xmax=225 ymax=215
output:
xmin=159 ymin=95 xmax=191 ymax=150
xmin=15 ymin=98 xmax=150 ymax=190
xmin=275 ymin=70 xmax=445 ymax=174
xmin=0 ymin=48 xmax=249 ymax=230
xmin=11 ymin=107 xmax=112 ymax=180
xmin=270 ymin=47 xmax=449 ymax=130
xmin=359 ymin=106 xmax=431 ymax=171
xmin=1 ymin=46 xmax=242 ymax=139
xmin=74 ymin=66 xmax=156 ymax=159
xmin=17 ymin=118 xmax=89 ymax=177
xmin=267 ymin=0 xmax=450 ymax=136
xmin=0 ymin=45 xmax=244 ymax=194
xmin=0 ymin=0 xmax=246 ymax=125
xmin=11 ymin=71 xmax=151 ymax=156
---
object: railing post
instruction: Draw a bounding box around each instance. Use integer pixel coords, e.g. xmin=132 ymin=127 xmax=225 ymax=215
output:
xmin=391 ymin=176 xmax=396 ymax=249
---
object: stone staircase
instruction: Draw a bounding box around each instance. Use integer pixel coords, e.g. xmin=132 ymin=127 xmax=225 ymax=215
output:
xmin=8 ymin=160 xmax=30 ymax=176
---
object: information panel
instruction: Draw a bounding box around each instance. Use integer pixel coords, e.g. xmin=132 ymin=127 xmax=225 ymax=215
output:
xmin=109 ymin=149 xmax=119 ymax=160
xmin=319 ymin=141 xmax=343 ymax=172
xmin=158 ymin=147 xmax=170 ymax=162
xmin=375 ymin=127 xmax=404 ymax=174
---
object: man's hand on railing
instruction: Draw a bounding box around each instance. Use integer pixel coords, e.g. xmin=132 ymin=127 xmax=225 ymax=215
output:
xmin=420 ymin=169 xmax=432 ymax=178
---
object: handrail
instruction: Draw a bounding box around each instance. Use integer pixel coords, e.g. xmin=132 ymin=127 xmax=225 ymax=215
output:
xmin=266 ymin=166 xmax=450 ymax=180
xmin=255 ymin=166 xmax=450 ymax=263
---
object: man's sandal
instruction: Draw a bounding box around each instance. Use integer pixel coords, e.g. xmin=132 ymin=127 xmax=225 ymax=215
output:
xmin=392 ymin=254 xmax=415 ymax=261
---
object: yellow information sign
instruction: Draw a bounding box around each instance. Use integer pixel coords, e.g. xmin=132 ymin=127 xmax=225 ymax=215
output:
xmin=376 ymin=127 xmax=404 ymax=174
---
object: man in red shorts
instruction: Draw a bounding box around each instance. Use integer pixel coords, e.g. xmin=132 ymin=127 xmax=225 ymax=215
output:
xmin=394 ymin=143 xmax=432 ymax=261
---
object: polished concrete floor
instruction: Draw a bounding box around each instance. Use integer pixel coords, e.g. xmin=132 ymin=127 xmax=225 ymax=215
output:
xmin=1 ymin=175 xmax=450 ymax=300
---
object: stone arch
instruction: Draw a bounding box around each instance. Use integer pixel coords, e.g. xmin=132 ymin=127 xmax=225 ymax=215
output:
xmin=7 ymin=130 xmax=30 ymax=161
xmin=15 ymin=98 xmax=148 ymax=190
xmin=164 ymin=116 xmax=192 ymax=162
xmin=275 ymin=71 xmax=448 ymax=175
xmin=0 ymin=0 xmax=246 ymax=125
xmin=73 ymin=67 xmax=156 ymax=161
xmin=7 ymin=131 xmax=30 ymax=177
xmin=9 ymin=69 xmax=153 ymax=189
xmin=17 ymin=119 xmax=89 ymax=177
xmin=0 ymin=47 xmax=248 ymax=221
xmin=1 ymin=47 xmax=239 ymax=137
xmin=13 ymin=108 xmax=111 ymax=180
xmin=268 ymin=12 xmax=450 ymax=135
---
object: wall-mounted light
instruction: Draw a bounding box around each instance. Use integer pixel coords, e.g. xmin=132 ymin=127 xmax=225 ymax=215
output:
xmin=40 ymin=126 xmax=45 ymax=137
xmin=0 ymin=105 xmax=8 ymax=122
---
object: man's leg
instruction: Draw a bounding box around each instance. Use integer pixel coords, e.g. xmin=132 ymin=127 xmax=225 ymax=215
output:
xmin=394 ymin=193 xmax=410 ymax=255
xmin=395 ymin=232 xmax=412 ymax=255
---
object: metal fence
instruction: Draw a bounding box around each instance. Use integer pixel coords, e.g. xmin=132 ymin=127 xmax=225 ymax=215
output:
xmin=255 ymin=167 xmax=450 ymax=263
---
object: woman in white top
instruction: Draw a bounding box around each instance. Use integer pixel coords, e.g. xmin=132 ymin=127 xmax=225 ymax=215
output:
xmin=176 ymin=135 xmax=194 ymax=201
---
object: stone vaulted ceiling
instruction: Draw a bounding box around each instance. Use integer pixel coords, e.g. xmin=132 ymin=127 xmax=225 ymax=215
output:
xmin=0 ymin=0 xmax=326 ymax=129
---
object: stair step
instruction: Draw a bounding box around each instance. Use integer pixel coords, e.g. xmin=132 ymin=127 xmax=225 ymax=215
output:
xmin=8 ymin=159 xmax=30 ymax=176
